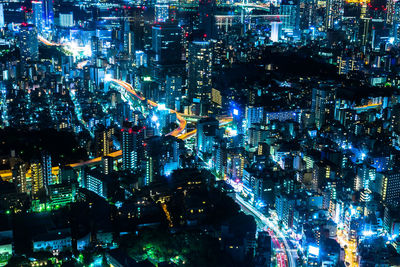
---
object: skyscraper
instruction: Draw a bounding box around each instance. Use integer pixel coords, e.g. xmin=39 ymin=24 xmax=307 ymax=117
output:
xmin=12 ymin=163 xmax=28 ymax=194
xmin=188 ymin=41 xmax=212 ymax=115
xmin=155 ymin=0 xmax=169 ymax=23
xmin=41 ymin=152 xmax=52 ymax=186
xmin=325 ymin=0 xmax=343 ymax=30
xmin=19 ymin=23 xmax=39 ymax=62
xmin=0 ymin=4 xmax=4 ymax=28
xmin=199 ymin=0 xmax=217 ymax=39
xmin=31 ymin=161 xmax=44 ymax=197
xmin=122 ymin=122 xmax=145 ymax=170
xmin=42 ymin=0 xmax=54 ymax=28
xmin=312 ymin=87 xmax=328 ymax=130
xmin=32 ymin=1 xmax=43 ymax=33
xmin=152 ymin=23 xmax=183 ymax=65
xmin=196 ymin=117 xmax=219 ymax=155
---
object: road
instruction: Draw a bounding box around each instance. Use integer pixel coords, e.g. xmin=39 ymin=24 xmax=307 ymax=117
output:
xmin=235 ymin=194 xmax=296 ymax=267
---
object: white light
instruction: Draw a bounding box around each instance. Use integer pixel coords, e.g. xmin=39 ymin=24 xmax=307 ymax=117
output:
xmin=158 ymin=104 xmax=166 ymax=110
xmin=151 ymin=115 xmax=158 ymax=122
xmin=104 ymin=74 xmax=112 ymax=81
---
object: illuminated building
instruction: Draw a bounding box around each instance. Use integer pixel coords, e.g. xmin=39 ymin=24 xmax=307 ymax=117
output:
xmin=33 ymin=231 xmax=72 ymax=252
xmin=199 ymin=0 xmax=217 ymax=39
xmin=123 ymin=20 xmax=135 ymax=58
xmin=122 ymin=122 xmax=145 ymax=170
xmin=152 ymin=23 xmax=183 ymax=65
xmin=246 ymin=106 xmax=264 ymax=130
xmin=226 ymin=149 xmax=245 ymax=180
xmin=48 ymin=183 xmax=76 ymax=208
xmin=325 ymin=0 xmax=343 ymax=30
xmin=41 ymin=152 xmax=52 ymax=186
xmin=378 ymin=171 xmax=400 ymax=205
xmin=279 ymin=0 xmax=300 ymax=34
xmin=102 ymin=156 xmax=113 ymax=175
xmin=312 ymin=87 xmax=329 ymax=130
xmin=94 ymin=125 xmax=114 ymax=157
xmin=59 ymin=12 xmax=74 ymax=28
xmin=188 ymin=41 xmax=212 ymax=115
xmin=196 ymin=117 xmax=219 ymax=156
xmin=155 ymin=0 xmax=169 ymax=22
xmin=271 ymin=21 xmax=282 ymax=42
xmin=337 ymin=56 xmax=362 ymax=74
xmin=19 ymin=24 xmax=39 ymax=62
xmin=31 ymin=161 xmax=44 ymax=197
xmin=165 ymin=75 xmax=182 ymax=110
xmin=12 ymin=163 xmax=28 ymax=194
xmin=276 ymin=193 xmax=295 ymax=229
xmin=32 ymin=1 xmax=43 ymax=32
xmin=42 ymin=0 xmax=54 ymax=28
xmin=0 ymin=4 xmax=4 ymax=28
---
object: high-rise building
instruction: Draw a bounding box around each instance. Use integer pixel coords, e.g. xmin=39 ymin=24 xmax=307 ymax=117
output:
xmin=188 ymin=41 xmax=212 ymax=114
xmin=199 ymin=0 xmax=217 ymax=39
xmin=312 ymin=88 xmax=328 ymax=130
xmin=196 ymin=117 xmax=219 ymax=155
xmin=94 ymin=125 xmax=114 ymax=157
xmin=280 ymin=0 xmax=300 ymax=33
xmin=0 ymin=4 xmax=5 ymax=28
xmin=42 ymin=152 xmax=52 ymax=186
xmin=155 ymin=0 xmax=169 ymax=22
xmin=325 ymin=0 xmax=343 ymax=30
xmin=378 ymin=171 xmax=400 ymax=205
xmin=60 ymin=12 xmax=74 ymax=28
xmin=152 ymin=23 xmax=182 ymax=65
xmin=31 ymin=161 xmax=44 ymax=197
xmin=122 ymin=122 xmax=145 ymax=170
xmin=42 ymin=0 xmax=54 ymax=28
xmin=32 ymin=1 xmax=43 ymax=32
xmin=19 ymin=23 xmax=39 ymax=62
xmin=102 ymin=156 xmax=113 ymax=175
xmin=12 ymin=163 xmax=28 ymax=193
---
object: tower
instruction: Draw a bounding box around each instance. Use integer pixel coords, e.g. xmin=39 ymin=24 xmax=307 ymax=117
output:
xmin=188 ymin=41 xmax=212 ymax=115
xmin=122 ymin=122 xmax=145 ymax=170
xmin=31 ymin=161 xmax=44 ymax=197
xmin=325 ymin=0 xmax=343 ymax=30
xmin=41 ymin=152 xmax=52 ymax=186
xmin=152 ymin=23 xmax=183 ymax=65
xmin=32 ymin=1 xmax=43 ymax=33
xmin=42 ymin=0 xmax=54 ymax=28
xmin=19 ymin=23 xmax=39 ymax=62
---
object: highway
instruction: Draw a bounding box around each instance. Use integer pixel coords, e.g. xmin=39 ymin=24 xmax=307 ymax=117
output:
xmin=235 ymin=194 xmax=296 ymax=267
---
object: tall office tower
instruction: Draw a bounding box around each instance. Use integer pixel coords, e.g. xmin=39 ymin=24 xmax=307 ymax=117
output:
xmin=12 ymin=163 xmax=27 ymax=193
xmin=393 ymin=2 xmax=400 ymax=42
xmin=42 ymin=0 xmax=54 ymax=28
xmin=152 ymin=24 xmax=183 ymax=65
xmin=31 ymin=161 xmax=44 ymax=197
xmin=123 ymin=20 xmax=134 ymax=58
xmin=155 ymin=0 xmax=169 ymax=22
xmin=378 ymin=171 xmax=400 ymax=205
xmin=196 ymin=117 xmax=220 ymax=155
xmin=122 ymin=122 xmax=145 ymax=170
xmin=325 ymin=0 xmax=343 ymax=30
xmin=188 ymin=41 xmax=212 ymax=115
xmin=0 ymin=4 xmax=4 ymax=28
xmin=32 ymin=1 xmax=43 ymax=33
xmin=102 ymin=156 xmax=113 ymax=175
xmin=312 ymin=87 xmax=328 ymax=130
xmin=41 ymin=152 xmax=52 ymax=186
xmin=199 ymin=0 xmax=217 ymax=39
xmin=94 ymin=125 xmax=114 ymax=157
xmin=19 ymin=24 xmax=39 ymax=62
xmin=91 ymin=36 xmax=102 ymax=60
xmin=165 ymin=75 xmax=182 ymax=110
xmin=279 ymin=0 xmax=300 ymax=33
